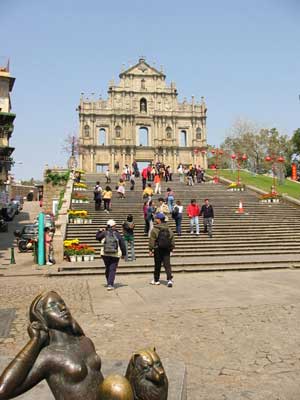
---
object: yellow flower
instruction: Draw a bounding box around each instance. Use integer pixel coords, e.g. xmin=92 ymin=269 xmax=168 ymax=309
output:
xmin=63 ymin=239 xmax=79 ymax=247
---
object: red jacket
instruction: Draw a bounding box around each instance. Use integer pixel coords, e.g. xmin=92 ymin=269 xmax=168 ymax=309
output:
xmin=142 ymin=168 xmax=148 ymax=179
xmin=187 ymin=203 xmax=200 ymax=217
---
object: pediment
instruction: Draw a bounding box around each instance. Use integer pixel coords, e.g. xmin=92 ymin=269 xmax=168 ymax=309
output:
xmin=120 ymin=58 xmax=165 ymax=78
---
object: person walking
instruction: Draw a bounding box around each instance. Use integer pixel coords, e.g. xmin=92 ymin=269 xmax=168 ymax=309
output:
xmin=44 ymin=227 xmax=53 ymax=265
xmin=142 ymin=183 xmax=154 ymax=200
xmin=96 ymin=220 xmax=126 ymax=290
xmin=200 ymin=198 xmax=214 ymax=238
xmin=93 ymin=181 xmax=102 ymax=211
xmin=117 ymin=178 xmax=126 ymax=198
xmin=102 ymin=186 xmax=112 ymax=213
xmin=166 ymin=187 xmax=175 ymax=212
xmin=177 ymin=163 xmax=184 ymax=183
xmin=141 ymin=167 xmax=148 ymax=190
xmin=122 ymin=214 xmax=136 ymax=261
xmin=105 ymin=168 xmax=111 ymax=183
xmin=146 ymin=200 xmax=156 ymax=237
xmin=187 ymin=199 xmax=200 ymax=235
xmin=130 ymin=172 xmax=135 ymax=190
xmin=172 ymin=200 xmax=183 ymax=235
xmin=154 ymin=173 xmax=161 ymax=194
xmin=149 ymin=213 xmax=175 ymax=287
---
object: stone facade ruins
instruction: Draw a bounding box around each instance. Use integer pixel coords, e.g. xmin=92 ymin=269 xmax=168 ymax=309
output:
xmin=78 ymin=58 xmax=207 ymax=172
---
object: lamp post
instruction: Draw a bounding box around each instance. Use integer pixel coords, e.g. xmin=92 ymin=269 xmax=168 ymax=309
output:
xmin=231 ymin=153 xmax=247 ymax=185
xmin=209 ymin=148 xmax=224 ymax=183
xmin=265 ymin=155 xmax=285 ymax=194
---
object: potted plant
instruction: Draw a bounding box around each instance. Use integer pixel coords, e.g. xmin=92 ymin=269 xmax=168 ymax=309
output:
xmin=227 ymin=182 xmax=246 ymax=192
xmin=260 ymin=192 xmax=281 ymax=203
xmin=88 ymin=247 xmax=95 ymax=261
xmin=64 ymin=247 xmax=76 ymax=263
xmin=76 ymin=248 xmax=83 ymax=262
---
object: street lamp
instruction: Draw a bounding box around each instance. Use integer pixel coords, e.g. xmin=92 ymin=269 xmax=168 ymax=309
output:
xmin=209 ymin=147 xmax=224 ymax=183
xmin=231 ymin=153 xmax=247 ymax=185
xmin=265 ymin=155 xmax=285 ymax=194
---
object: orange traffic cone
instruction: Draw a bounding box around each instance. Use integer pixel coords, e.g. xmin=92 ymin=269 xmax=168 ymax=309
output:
xmin=237 ymin=200 xmax=244 ymax=214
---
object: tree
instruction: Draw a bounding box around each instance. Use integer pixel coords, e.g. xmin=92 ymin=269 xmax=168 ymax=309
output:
xmin=221 ymin=119 xmax=292 ymax=174
xmin=291 ymin=128 xmax=300 ymax=158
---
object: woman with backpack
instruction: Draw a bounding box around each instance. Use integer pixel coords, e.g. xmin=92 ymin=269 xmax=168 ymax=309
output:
xmin=94 ymin=181 xmax=102 ymax=211
xmin=122 ymin=214 xmax=136 ymax=261
xmin=96 ymin=219 xmax=126 ymax=290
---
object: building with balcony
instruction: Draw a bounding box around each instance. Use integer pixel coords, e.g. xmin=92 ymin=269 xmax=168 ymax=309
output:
xmin=0 ymin=59 xmax=15 ymax=207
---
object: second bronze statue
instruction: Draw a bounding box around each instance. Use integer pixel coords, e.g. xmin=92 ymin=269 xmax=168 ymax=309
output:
xmin=0 ymin=291 xmax=168 ymax=400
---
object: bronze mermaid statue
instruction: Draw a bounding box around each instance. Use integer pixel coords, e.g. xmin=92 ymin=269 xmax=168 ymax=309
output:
xmin=0 ymin=291 xmax=168 ymax=400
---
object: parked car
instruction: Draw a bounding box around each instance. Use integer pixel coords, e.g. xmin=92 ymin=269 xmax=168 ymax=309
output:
xmin=1 ymin=203 xmax=17 ymax=221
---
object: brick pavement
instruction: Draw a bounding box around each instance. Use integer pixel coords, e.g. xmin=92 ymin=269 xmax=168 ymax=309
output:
xmin=1 ymin=270 xmax=300 ymax=399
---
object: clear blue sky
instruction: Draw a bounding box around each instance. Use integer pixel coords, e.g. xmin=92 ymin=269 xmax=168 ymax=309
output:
xmin=1 ymin=0 xmax=300 ymax=179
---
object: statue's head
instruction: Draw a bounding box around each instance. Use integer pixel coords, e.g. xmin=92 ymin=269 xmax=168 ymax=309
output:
xmin=99 ymin=374 xmax=134 ymax=400
xmin=29 ymin=291 xmax=83 ymax=335
xmin=125 ymin=347 xmax=168 ymax=400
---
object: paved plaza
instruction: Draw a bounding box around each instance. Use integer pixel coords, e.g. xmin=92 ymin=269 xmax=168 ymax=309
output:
xmin=1 ymin=269 xmax=300 ymax=399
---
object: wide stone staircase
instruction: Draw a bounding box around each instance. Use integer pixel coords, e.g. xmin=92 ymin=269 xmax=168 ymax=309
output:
xmin=52 ymin=173 xmax=300 ymax=276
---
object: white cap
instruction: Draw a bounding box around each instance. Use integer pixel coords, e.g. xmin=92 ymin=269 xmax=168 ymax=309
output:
xmin=107 ymin=219 xmax=116 ymax=227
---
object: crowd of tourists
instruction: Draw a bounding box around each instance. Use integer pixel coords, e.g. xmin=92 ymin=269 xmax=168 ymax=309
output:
xmin=91 ymin=162 xmax=215 ymax=291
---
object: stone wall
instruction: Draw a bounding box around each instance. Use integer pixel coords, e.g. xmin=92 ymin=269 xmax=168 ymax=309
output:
xmin=11 ymin=184 xmax=38 ymax=201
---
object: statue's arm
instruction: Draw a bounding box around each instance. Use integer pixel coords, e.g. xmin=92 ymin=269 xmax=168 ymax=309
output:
xmin=0 ymin=323 xmax=48 ymax=399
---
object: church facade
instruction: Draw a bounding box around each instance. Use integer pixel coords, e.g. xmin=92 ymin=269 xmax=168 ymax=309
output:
xmin=78 ymin=58 xmax=207 ymax=172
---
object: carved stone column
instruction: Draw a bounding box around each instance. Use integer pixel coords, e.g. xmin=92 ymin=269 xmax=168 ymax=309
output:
xmin=130 ymin=148 xmax=133 ymax=167
xmin=90 ymin=149 xmax=94 ymax=172
xmin=122 ymin=148 xmax=126 ymax=167
xmin=111 ymin=148 xmax=115 ymax=171
xmin=173 ymin=148 xmax=177 ymax=171
xmin=163 ymin=148 xmax=166 ymax=164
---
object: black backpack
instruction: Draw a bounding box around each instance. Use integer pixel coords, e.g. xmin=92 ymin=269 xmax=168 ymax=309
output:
xmin=157 ymin=229 xmax=172 ymax=250
xmin=104 ymin=229 xmax=118 ymax=254
xmin=171 ymin=206 xmax=179 ymax=219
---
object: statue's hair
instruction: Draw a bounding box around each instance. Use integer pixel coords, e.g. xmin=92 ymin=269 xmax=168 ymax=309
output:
xmin=29 ymin=291 xmax=84 ymax=336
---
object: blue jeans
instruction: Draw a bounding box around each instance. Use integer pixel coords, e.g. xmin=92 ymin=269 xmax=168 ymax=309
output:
xmin=167 ymin=196 xmax=174 ymax=212
xmin=175 ymin=215 xmax=182 ymax=235
xmin=125 ymin=239 xmax=135 ymax=261
xmin=190 ymin=216 xmax=199 ymax=234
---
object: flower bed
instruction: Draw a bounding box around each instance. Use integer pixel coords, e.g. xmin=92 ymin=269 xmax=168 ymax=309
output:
xmin=64 ymin=241 xmax=95 ymax=262
xmin=227 ymin=182 xmax=246 ymax=191
xmin=260 ymin=193 xmax=281 ymax=203
xmin=74 ymin=182 xmax=87 ymax=191
xmin=67 ymin=210 xmax=92 ymax=224
xmin=71 ymin=192 xmax=89 ymax=204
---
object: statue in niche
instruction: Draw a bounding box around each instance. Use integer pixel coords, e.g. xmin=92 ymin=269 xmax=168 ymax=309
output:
xmin=0 ymin=292 xmax=168 ymax=400
xmin=84 ymin=124 xmax=90 ymax=137
xmin=140 ymin=98 xmax=147 ymax=113
xmin=196 ymin=127 xmax=202 ymax=140
xmin=115 ymin=125 xmax=121 ymax=138
xmin=166 ymin=127 xmax=172 ymax=139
